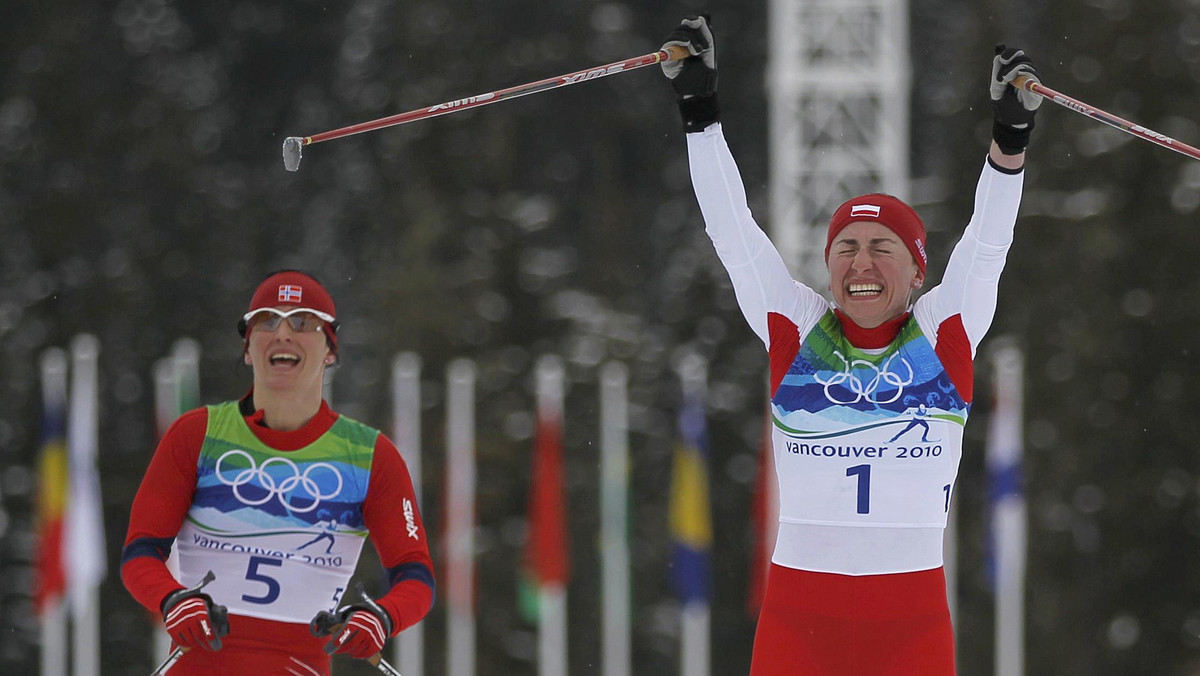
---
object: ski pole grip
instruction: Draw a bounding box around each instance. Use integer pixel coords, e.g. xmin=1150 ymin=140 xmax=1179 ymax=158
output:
xmin=309 ymin=610 xmax=342 ymax=637
xmin=663 ymin=44 xmax=691 ymax=62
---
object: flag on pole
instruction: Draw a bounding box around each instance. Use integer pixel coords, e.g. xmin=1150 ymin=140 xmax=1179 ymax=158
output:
xmin=670 ymin=354 xmax=712 ymax=676
xmin=669 ymin=369 xmax=712 ymax=606
xmin=519 ymin=356 xmax=569 ymax=676
xmin=747 ymin=400 xmax=777 ymax=619
xmin=986 ymin=341 xmax=1026 ymax=676
xmin=65 ymin=335 xmax=107 ymax=604
xmin=36 ymin=348 xmax=70 ymax=676
xmin=34 ymin=348 xmax=69 ymax=616
xmin=599 ymin=361 xmax=631 ymax=676
xmin=445 ymin=359 xmax=477 ymax=676
xmin=66 ymin=334 xmax=106 ymax=676
xmin=392 ymin=352 xmax=425 ymax=676
xmin=520 ymin=356 xmax=570 ymax=621
xmin=172 ymin=338 xmax=201 ymax=412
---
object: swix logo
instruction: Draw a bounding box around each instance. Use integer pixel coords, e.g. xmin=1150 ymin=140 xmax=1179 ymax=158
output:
xmin=403 ymin=498 xmax=419 ymax=539
xmin=560 ymin=64 xmax=626 ymax=84
xmin=1054 ymin=95 xmax=1090 ymax=116
xmin=428 ymin=92 xmax=496 ymax=113
xmin=1132 ymin=124 xmax=1175 ymax=144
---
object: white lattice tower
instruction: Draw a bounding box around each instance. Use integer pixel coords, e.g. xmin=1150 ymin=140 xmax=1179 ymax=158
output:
xmin=767 ymin=0 xmax=911 ymax=286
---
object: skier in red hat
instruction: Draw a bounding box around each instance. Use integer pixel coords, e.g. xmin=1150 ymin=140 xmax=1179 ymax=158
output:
xmin=663 ymin=15 xmax=1040 ymax=675
xmin=122 ymin=270 xmax=434 ymax=675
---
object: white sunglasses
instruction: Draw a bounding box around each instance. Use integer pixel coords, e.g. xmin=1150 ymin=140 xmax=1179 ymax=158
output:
xmin=242 ymin=307 xmax=335 ymax=333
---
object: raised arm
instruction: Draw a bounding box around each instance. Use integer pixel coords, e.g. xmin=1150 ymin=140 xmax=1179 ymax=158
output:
xmin=663 ymin=16 xmax=824 ymax=345
xmin=917 ymin=45 xmax=1041 ymax=350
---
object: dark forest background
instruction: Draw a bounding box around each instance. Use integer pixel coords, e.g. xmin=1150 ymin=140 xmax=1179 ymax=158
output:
xmin=3 ymin=0 xmax=1200 ymax=674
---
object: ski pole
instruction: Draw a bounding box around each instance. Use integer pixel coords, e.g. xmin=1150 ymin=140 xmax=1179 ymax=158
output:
xmin=1015 ymin=75 xmax=1200 ymax=162
xmin=281 ymin=44 xmax=691 ymax=171
xmin=149 ymin=647 xmax=183 ymax=676
xmin=149 ymin=571 xmax=227 ymax=676
xmin=310 ymin=584 xmax=405 ymax=676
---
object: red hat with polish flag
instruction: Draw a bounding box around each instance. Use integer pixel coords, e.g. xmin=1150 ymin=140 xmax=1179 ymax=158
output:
xmin=824 ymin=194 xmax=928 ymax=275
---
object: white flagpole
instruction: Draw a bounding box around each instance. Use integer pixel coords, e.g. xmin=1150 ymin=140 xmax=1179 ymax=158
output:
xmin=172 ymin=338 xmax=201 ymax=411
xmin=989 ymin=343 xmax=1026 ymax=676
xmin=392 ymin=353 xmax=425 ymax=676
xmin=446 ymin=359 xmax=477 ymax=676
xmin=534 ymin=356 xmax=568 ymax=676
xmin=39 ymin=348 xmax=69 ymax=676
xmin=42 ymin=603 xmax=68 ymax=676
xmin=675 ymin=353 xmax=710 ymax=676
xmin=66 ymin=334 xmax=105 ymax=676
xmin=599 ymin=361 xmax=631 ymax=676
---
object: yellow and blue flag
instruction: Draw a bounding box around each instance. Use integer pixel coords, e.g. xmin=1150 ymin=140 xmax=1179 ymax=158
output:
xmin=668 ymin=389 xmax=712 ymax=605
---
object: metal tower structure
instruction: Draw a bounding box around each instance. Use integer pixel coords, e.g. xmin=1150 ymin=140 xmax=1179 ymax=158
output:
xmin=766 ymin=0 xmax=912 ymax=286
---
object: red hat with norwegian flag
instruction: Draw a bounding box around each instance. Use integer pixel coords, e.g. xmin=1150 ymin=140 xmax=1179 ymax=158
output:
xmin=824 ymin=194 xmax=928 ymax=275
xmin=239 ymin=270 xmax=339 ymax=353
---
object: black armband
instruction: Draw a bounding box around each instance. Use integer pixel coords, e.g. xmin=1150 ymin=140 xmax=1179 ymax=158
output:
xmin=992 ymin=119 xmax=1034 ymax=155
xmin=678 ymin=93 xmax=720 ymax=133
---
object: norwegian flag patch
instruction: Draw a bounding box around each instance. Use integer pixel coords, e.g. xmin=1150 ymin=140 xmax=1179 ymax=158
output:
xmin=850 ymin=205 xmax=882 ymax=218
xmin=278 ymin=285 xmax=303 ymax=303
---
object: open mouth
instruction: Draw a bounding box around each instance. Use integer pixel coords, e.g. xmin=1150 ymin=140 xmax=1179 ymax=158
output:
xmin=268 ymin=352 xmax=301 ymax=366
xmin=847 ymin=283 xmax=883 ymax=297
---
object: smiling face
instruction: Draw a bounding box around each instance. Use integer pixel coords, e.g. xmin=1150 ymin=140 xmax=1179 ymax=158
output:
xmin=827 ymin=221 xmax=924 ymax=329
xmin=243 ymin=305 xmax=332 ymax=397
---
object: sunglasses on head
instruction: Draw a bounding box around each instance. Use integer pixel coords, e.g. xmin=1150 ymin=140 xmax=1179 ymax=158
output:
xmin=241 ymin=307 xmax=335 ymax=333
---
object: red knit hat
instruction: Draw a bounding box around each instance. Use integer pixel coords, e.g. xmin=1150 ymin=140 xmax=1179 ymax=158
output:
xmin=239 ymin=270 xmax=339 ymax=353
xmin=824 ymin=194 xmax=927 ymax=275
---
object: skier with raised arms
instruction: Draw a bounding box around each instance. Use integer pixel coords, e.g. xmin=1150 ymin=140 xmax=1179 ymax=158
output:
xmin=661 ymin=16 xmax=1040 ymax=674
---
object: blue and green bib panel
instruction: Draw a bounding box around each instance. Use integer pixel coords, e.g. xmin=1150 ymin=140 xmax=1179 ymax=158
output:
xmin=772 ymin=311 xmax=969 ymax=529
xmin=175 ymin=402 xmax=377 ymax=623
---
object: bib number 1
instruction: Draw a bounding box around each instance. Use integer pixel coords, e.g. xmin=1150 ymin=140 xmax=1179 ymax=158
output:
xmin=846 ymin=464 xmax=871 ymax=514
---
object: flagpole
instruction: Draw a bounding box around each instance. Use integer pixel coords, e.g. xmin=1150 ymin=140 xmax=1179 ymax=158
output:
xmin=38 ymin=348 xmax=69 ymax=676
xmin=533 ymin=355 xmax=568 ymax=676
xmin=599 ymin=361 xmax=631 ymax=676
xmin=42 ymin=603 xmax=68 ymax=676
xmin=674 ymin=353 xmax=711 ymax=676
xmin=67 ymin=334 xmax=105 ymax=676
xmin=446 ymin=359 xmax=477 ymax=676
xmin=989 ymin=342 xmax=1026 ymax=676
xmin=392 ymin=353 xmax=425 ymax=676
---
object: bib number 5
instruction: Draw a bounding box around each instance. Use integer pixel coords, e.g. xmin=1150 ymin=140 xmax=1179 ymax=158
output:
xmin=242 ymin=556 xmax=282 ymax=604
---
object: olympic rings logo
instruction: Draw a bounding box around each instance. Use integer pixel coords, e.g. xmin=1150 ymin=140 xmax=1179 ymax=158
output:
xmin=814 ymin=351 xmax=914 ymax=405
xmin=214 ymin=449 xmax=344 ymax=513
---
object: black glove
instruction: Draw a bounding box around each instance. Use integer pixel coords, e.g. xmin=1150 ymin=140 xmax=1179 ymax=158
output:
xmin=661 ymin=15 xmax=719 ymax=132
xmin=990 ymin=44 xmax=1043 ymax=155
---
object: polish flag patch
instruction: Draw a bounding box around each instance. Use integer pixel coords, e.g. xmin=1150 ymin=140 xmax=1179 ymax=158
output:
xmin=850 ymin=205 xmax=882 ymax=218
xmin=278 ymin=285 xmax=303 ymax=303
